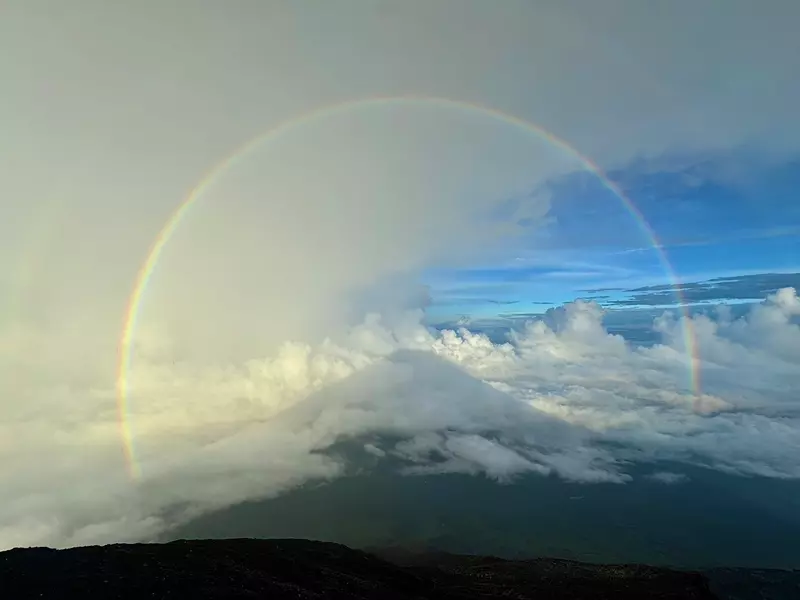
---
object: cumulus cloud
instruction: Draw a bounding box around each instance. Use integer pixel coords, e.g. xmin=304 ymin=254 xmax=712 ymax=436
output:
xmin=2 ymin=288 xmax=799 ymax=550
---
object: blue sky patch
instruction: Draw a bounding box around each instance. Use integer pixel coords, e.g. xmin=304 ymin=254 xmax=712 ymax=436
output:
xmin=425 ymin=151 xmax=800 ymax=320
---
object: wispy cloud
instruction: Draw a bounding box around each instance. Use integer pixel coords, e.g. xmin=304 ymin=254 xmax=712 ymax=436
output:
xmin=430 ymin=298 xmax=521 ymax=307
xmin=610 ymin=225 xmax=800 ymax=256
xmin=587 ymin=272 xmax=800 ymax=307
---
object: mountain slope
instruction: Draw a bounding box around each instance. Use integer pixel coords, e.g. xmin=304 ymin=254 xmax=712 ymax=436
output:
xmin=0 ymin=538 xmax=719 ymax=599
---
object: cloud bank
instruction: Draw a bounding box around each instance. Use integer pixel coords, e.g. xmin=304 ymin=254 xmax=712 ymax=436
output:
xmin=587 ymin=272 xmax=800 ymax=307
xmin=2 ymin=288 xmax=799 ymax=550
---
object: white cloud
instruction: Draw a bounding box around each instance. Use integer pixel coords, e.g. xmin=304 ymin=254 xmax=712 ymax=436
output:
xmin=363 ymin=443 xmax=385 ymax=458
xmin=647 ymin=472 xmax=689 ymax=485
xmin=1 ymin=289 xmax=798 ymax=550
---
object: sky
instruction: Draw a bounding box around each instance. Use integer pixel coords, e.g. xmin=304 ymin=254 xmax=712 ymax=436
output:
xmin=1 ymin=1 xmax=799 ymax=552
xmin=425 ymin=155 xmax=800 ymax=320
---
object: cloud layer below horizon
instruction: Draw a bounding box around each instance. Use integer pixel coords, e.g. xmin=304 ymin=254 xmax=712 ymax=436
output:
xmin=2 ymin=288 xmax=799 ymax=550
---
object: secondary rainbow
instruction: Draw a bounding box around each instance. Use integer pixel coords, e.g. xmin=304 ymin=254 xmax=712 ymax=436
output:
xmin=117 ymin=95 xmax=699 ymax=481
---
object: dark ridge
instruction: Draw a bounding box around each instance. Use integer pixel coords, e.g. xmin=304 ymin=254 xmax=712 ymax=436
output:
xmin=0 ymin=537 xmax=721 ymax=599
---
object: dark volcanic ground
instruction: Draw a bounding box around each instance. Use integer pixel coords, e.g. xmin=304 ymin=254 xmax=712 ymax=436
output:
xmin=2 ymin=538 xmax=788 ymax=600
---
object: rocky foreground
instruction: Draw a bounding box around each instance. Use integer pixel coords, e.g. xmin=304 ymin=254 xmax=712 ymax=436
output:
xmin=0 ymin=538 xmax=794 ymax=599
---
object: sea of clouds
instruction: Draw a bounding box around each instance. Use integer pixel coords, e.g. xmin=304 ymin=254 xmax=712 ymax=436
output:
xmin=2 ymin=287 xmax=798 ymax=550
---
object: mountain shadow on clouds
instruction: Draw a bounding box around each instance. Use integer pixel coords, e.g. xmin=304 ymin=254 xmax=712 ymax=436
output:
xmin=163 ymin=353 xmax=800 ymax=570
xmin=263 ymin=349 xmax=617 ymax=483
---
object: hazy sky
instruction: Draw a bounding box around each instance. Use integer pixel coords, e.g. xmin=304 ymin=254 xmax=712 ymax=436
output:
xmin=1 ymin=1 xmax=799 ymax=550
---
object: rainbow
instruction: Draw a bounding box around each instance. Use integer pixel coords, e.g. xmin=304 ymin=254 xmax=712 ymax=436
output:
xmin=116 ymin=95 xmax=699 ymax=480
